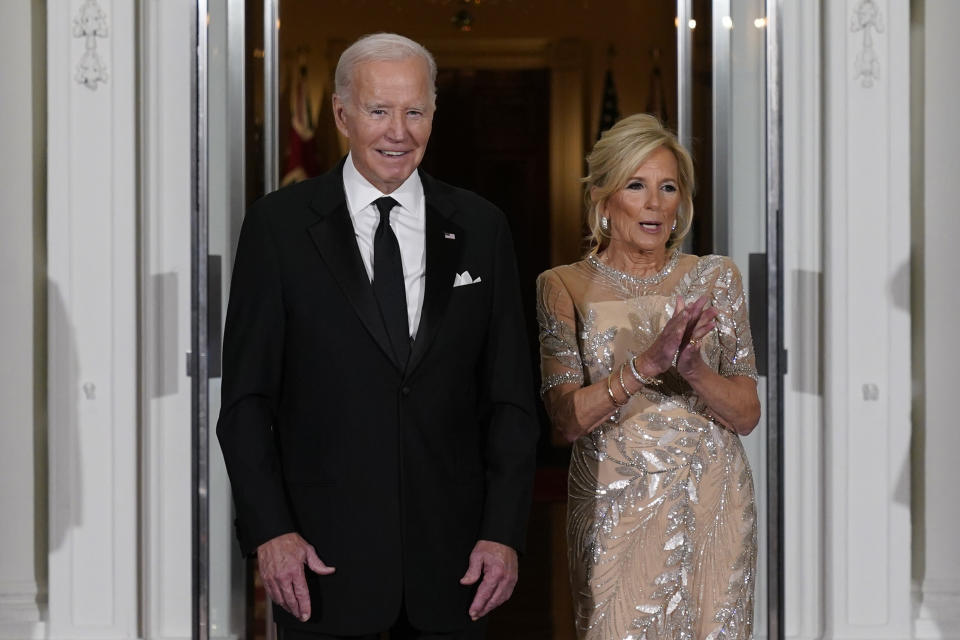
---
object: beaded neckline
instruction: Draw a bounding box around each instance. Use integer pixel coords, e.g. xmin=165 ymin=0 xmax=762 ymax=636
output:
xmin=588 ymin=251 xmax=680 ymax=289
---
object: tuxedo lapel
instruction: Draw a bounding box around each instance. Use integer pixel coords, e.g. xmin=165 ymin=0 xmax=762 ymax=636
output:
xmin=408 ymin=173 xmax=463 ymax=375
xmin=306 ymin=164 xmax=400 ymax=370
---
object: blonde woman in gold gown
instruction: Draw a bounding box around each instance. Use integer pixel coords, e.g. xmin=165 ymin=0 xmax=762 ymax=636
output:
xmin=537 ymin=114 xmax=760 ymax=640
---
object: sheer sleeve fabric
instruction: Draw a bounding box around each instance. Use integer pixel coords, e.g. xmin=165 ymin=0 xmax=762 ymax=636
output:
xmin=711 ymin=258 xmax=758 ymax=381
xmin=536 ymin=269 xmax=584 ymax=396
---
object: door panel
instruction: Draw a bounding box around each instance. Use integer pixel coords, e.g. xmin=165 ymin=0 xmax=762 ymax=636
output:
xmin=709 ymin=1 xmax=782 ymax=638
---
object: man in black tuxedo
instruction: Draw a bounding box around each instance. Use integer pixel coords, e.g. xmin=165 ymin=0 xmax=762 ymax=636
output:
xmin=216 ymin=33 xmax=538 ymax=639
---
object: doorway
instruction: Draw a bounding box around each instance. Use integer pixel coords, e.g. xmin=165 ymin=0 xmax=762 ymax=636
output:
xmin=191 ymin=1 xmax=784 ymax=639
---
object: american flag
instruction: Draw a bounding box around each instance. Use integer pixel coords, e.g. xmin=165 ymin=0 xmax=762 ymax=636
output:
xmin=597 ymin=67 xmax=620 ymax=140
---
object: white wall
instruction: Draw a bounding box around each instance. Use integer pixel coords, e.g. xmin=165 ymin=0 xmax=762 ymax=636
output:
xmin=0 ymin=0 xmax=46 ymax=631
xmin=914 ymin=1 xmax=960 ymax=638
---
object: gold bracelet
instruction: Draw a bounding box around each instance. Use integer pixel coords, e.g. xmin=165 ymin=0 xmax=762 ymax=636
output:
xmin=606 ymin=373 xmax=628 ymax=407
xmin=618 ymin=364 xmax=633 ymax=398
xmin=629 ymin=355 xmax=662 ymax=387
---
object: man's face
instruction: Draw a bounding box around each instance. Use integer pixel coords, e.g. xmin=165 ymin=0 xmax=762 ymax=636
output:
xmin=333 ymin=57 xmax=435 ymax=194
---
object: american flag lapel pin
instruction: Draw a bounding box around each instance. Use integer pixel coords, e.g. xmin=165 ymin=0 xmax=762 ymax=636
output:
xmin=444 ymin=232 xmax=456 ymax=239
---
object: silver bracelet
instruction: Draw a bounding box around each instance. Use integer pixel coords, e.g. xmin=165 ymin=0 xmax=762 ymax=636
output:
xmin=629 ymin=355 xmax=662 ymax=387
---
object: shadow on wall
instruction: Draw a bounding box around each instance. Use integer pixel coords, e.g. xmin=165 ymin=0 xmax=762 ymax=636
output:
xmin=896 ymin=252 xmax=960 ymax=638
xmin=29 ymin=0 xmax=49 ymax=628
xmin=5 ymin=282 xmax=82 ymax=634
xmin=150 ymin=272 xmax=180 ymax=399
xmin=47 ymin=281 xmax=82 ymax=558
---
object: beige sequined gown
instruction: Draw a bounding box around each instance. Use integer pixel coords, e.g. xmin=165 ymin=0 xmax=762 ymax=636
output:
xmin=537 ymin=253 xmax=758 ymax=640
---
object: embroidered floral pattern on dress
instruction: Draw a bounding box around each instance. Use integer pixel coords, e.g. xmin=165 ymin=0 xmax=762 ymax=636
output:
xmin=536 ymin=274 xmax=585 ymax=394
xmin=580 ymin=308 xmax=618 ymax=374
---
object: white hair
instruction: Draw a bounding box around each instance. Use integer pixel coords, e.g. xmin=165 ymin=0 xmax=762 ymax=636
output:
xmin=334 ymin=33 xmax=437 ymax=107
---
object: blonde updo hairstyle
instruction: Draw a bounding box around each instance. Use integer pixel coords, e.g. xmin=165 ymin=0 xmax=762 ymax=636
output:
xmin=584 ymin=113 xmax=695 ymax=255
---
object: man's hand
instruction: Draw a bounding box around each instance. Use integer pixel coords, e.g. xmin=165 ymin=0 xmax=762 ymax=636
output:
xmin=459 ymin=540 xmax=518 ymax=621
xmin=257 ymin=532 xmax=335 ymax=622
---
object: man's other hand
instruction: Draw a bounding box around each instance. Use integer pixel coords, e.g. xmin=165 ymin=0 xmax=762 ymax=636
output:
xmin=459 ymin=539 xmax=518 ymax=621
xmin=257 ymin=532 xmax=335 ymax=622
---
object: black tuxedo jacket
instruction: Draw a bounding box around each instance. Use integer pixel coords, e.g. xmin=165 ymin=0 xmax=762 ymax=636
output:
xmin=216 ymin=161 xmax=538 ymax=635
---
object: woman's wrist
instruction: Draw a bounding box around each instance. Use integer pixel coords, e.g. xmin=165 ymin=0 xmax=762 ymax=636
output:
xmin=678 ymin=354 xmax=711 ymax=384
xmin=606 ymin=372 xmax=628 ymax=407
xmin=633 ymin=353 xmax=663 ymax=380
xmin=629 ymin=355 xmax=663 ymax=388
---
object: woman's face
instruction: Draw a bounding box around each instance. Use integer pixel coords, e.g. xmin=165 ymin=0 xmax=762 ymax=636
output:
xmin=602 ymin=146 xmax=681 ymax=256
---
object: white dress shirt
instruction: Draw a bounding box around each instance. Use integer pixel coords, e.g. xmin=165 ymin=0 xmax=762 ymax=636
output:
xmin=342 ymin=153 xmax=426 ymax=338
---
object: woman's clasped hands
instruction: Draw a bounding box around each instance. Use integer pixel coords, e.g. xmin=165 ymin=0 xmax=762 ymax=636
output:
xmin=637 ymin=294 xmax=718 ymax=381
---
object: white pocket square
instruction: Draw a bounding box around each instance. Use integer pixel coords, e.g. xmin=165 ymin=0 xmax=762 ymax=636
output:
xmin=453 ymin=271 xmax=482 ymax=287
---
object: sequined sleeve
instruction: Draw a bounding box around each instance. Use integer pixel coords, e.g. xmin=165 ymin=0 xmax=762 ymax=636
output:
xmin=711 ymin=259 xmax=759 ymax=381
xmin=536 ymin=269 xmax=584 ymax=395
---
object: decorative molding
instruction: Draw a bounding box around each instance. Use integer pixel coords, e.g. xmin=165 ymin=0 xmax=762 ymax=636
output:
xmin=0 ymin=581 xmax=43 ymax=624
xmin=73 ymin=0 xmax=109 ymax=89
xmin=914 ymin=579 xmax=960 ymax=640
xmin=0 ymin=622 xmax=48 ymax=640
xmin=850 ymin=0 xmax=884 ymax=88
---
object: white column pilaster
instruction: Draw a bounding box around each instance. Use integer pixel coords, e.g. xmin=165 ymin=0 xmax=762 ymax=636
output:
xmin=782 ymin=0 xmax=824 ymax=638
xmin=0 ymin=0 xmax=45 ymax=635
xmin=46 ymin=0 xmax=138 ymax=638
xmin=140 ymin=1 xmax=194 ymax=638
xmin=823 ymin=0 xmax=912 ymax=638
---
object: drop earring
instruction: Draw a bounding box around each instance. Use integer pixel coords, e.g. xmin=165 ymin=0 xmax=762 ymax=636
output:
xmin=671 ymin=220 xmax=677 ymax=232
xmin=600 ymin=216 xmax=609 ymax=233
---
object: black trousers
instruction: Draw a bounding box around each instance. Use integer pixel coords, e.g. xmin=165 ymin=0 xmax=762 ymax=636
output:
xmin=277 ymin=609 xmax=487 ymax=640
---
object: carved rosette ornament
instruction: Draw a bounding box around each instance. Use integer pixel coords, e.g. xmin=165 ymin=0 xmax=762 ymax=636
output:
xmin=73 ymin=0 xmax=109 ymax=90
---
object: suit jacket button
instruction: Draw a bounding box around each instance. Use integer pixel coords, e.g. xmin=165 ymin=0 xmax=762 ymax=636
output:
xmin=401 ymin=386 xmax=411 ymax=396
